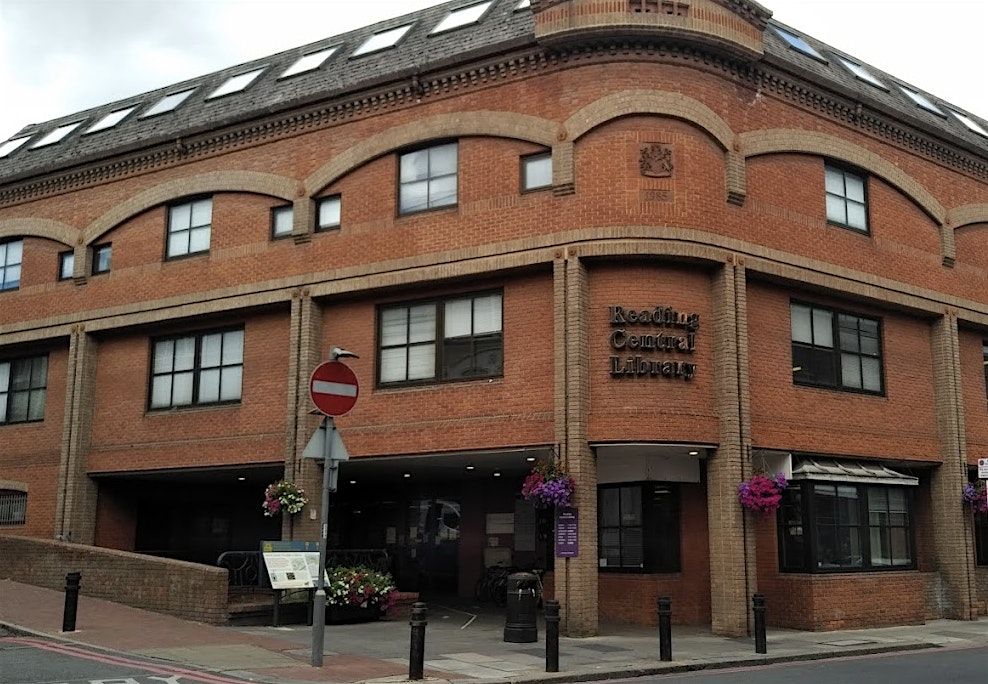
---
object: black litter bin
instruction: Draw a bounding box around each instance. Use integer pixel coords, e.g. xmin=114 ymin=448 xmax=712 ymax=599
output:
xmin=503 ymin=572 xmax=540 ymax=643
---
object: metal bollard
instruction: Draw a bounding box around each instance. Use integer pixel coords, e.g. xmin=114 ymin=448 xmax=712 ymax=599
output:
xmin=62 ymin=572 xmax=81 ymax=633
xmin=752 ymin=594 xmax=767 ymax=654
xmin=657 ymin=597 xmax=672 ymax=662
xmin=408 ymin=602 xmax=428 ymax=681
xmin=544 ymin=599 xmax=560 ymax=673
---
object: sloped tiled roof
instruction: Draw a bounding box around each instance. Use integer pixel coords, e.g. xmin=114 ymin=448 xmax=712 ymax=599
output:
xmin=0 ymin=0 xmax=985 ymax=186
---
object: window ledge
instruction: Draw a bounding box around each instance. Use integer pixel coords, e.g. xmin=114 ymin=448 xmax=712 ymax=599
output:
xmin=375 ymin=376 xmax=503 ymax=394
xmin=145 ymin=402 xmax=241 ymax=417
xmin=0 ymin=419 xmax=45 ymax=428
xmin=778 ymin=568 xmax=921 ymax=578
xmin=792 ymin=382 xmax=886 ymax=399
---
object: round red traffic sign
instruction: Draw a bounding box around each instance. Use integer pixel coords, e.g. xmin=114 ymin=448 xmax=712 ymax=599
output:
xmin=309 ymin=361 xmax=359 ymax=416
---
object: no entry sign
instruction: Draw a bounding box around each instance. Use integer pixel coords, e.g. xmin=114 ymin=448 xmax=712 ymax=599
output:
xmin=309 ymin=361 xmax=359 ymax=416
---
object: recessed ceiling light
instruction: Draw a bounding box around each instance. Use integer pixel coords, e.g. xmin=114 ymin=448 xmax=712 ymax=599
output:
xmin=493 ymin=472 xmax=502 ymax=477
xmin=403 ymin=473 xmax=411 ymax=478
xmin=688 ymin=451 xmax=699 ymax=456
xmin=466 ymin=465 xmax=475 ymax=471
xmin=349 ymin=480 xmax=357 ymax=485
xmin=237 ymin=476 xmax=246 ymax=481
xmin=526 ymin=457 xmax=536 ymax=462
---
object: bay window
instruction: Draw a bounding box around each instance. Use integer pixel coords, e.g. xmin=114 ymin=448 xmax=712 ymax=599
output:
xmin=778 ymin=481 xmax=915 ymax=572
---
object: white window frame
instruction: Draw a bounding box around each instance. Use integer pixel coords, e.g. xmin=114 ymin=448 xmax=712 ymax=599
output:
xmin=166 ymin=198 xmax=213 ymax=259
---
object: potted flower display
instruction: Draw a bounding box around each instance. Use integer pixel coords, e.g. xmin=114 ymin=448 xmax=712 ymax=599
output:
xmin=738 ymin=473 xmax=788 ymax=516
xmin=262 ymin=480 xmax=308 ymax=517
xmin=325 ymin=566 xmax=398 ymax=623
xmin=962 ymin=483 xmax=988 ymax=514
xmin=521 ymin=462 xmax=575 ymax=508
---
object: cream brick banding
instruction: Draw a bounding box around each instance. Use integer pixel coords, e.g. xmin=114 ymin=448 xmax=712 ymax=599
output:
xmin=0 ymin=218 xmax=77 ymax=248
xmin=949 ymin=204 xmax=988 ymax=230
xmin=739 ymin=129 xmax=946 ymax=225
xmin=302 ymin=110 xmax=560 ymax=197
xmin=81 ymin=170 xmax=302 ymax=246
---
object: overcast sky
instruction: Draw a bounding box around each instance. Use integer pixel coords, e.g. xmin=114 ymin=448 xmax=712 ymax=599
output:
xmin=1 ymin=0 xmax=986 ymax=143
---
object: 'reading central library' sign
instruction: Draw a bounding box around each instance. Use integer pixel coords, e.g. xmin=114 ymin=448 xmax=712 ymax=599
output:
xmin=608 ymin=305 xmax=699 ymax=381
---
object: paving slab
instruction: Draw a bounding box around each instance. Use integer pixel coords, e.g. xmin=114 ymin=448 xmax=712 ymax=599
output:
xmin=3 ymin=580 xmax=988 ymax=684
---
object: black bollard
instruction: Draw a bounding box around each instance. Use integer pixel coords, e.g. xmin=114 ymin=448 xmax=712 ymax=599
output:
xmin=657 ymin=597 xmax=672 ymax=662
xmin=409 ymin=602 xmax=428 ymax=681
xmin=752 ymin=594 xmax=767 ymax=654
xmin=544 ymin=599 xmax=560 ymax=673
xmin=62 ymin=572 xmax=81 ymax=633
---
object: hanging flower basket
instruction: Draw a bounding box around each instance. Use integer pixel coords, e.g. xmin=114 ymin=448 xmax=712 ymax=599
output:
xmin=262 ymin=480 xmax=308 ymax=517
xmin=738 ymin=473 xmax=788 ymax=516
xmin=962 ymin=483 xmax=988 ymax=514
xmin=522 ymin=462 xmax=575 ymax=508
xmin=325 ymin=566 xmax=397 ymax=622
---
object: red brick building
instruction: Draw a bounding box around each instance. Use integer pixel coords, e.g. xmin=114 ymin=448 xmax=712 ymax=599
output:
xmin=1 ymin=0 xmax=987 ymax=636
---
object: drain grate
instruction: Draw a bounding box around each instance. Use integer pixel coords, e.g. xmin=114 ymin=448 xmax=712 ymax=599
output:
xmin=818 ymin=639 xmax=878 ymax=647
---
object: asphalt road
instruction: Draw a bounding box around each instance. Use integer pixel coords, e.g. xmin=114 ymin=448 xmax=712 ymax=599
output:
xmin=0 ymin=632 xmax=251 ymax=684
xmin=620 ymin=646 xmax=988 ymax=683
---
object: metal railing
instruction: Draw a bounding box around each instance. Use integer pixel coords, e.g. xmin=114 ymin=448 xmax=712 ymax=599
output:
xmin=216 ymin=551 xmax=263 ymax=588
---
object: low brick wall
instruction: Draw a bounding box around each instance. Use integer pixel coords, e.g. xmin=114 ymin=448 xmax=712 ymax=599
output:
xmin=976 ymin=567 xmax=988 ymax=617
xmin=0 ymin=536 xmax=228 ymax=624
xmin=761 ymin=571 xmax=931 ymax=631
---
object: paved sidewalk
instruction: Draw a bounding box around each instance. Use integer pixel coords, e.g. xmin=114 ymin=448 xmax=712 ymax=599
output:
xmin=3 ymin=579 xmax=988 ymax=684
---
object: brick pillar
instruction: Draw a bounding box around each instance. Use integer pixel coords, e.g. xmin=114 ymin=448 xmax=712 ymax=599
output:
xmin=54 ymin=326 xmax=99 ymax=544
xmin=553 ymin=252 xmax=597 ymax=636
xmin=707 ymin=260 xmax=754 ymax=637
xmin=283 ymin=290 xmax=324 ymax=542
xmin=930 ymin=313 xmax=977 ymax=619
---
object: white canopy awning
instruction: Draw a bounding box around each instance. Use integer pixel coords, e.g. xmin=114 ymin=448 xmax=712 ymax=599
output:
xmin=791 ymin=458 xmax=919 ymax=487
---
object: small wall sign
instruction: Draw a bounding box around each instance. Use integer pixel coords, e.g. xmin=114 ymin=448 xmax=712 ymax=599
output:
xmin=979 ymin=457 xmax=988 ymax=479
xmin=555 ymin=507 xmax=579 ymax=558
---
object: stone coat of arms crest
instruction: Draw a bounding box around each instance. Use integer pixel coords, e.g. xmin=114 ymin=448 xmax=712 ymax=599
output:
xmin=639 ymin=143 xmax=674 ymax=178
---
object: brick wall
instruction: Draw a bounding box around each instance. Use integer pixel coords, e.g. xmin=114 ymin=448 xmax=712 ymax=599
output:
xmin=754 ymin=510 xmax=932 ymax=630
xmin=587 ymin=262 xmax=718 ymax=445
xmin=0 ymin=535 xmax=228 ymax=624
xmin=0 ymin=343 xmax=68 ymax=539
xmin=747 ymin=280 xmax=940 ymax=462
xmin=87 ymin=309 xmax=290 ymax=473
xmin=324 ymin=272 xmax=555 ymax=458
xmin=597 ymin=482 xmax=711 ymax=626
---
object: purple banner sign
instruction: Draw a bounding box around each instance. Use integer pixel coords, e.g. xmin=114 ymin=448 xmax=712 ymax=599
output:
xmin=555 ymin=507 xmax=579 ymax=558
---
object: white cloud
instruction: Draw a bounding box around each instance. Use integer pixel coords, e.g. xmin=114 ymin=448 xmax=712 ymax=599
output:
xmin=0 ymin=0 xmax=985 ymax=145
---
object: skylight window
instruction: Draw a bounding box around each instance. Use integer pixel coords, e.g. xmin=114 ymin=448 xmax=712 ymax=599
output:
xmin=207 ymin=68 xmax=265 ymax=100
xmin=280 ymin=47 xmax=338 ymax=78
xmin=31 ymin=121 xmax=83 ymax=148
xmin=0 ymin=137 xmax=30 ymax=159
xmin=838 ymin=58 xmax=886 ymax=90
xmin=773 ymin=27 xmax=825 ymax=61
xmin=899 ymin=85 xmax=945 ymax=116
xmin=951 ymin=110 xmax=988 ymax=138
xmin=141 ymin=89 xmax=196 ymax=118
xmin=85 ymin=106 xmax=138 ymax=134
xmin=352 ymin=24 xmax=413 ymax=56
xmin=432 ymin=1 xmax=493 ymax=34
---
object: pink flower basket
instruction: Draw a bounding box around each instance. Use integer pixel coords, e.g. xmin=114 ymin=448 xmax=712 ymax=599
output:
xmin=738 ymin=473 xmax=788 ymax=516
